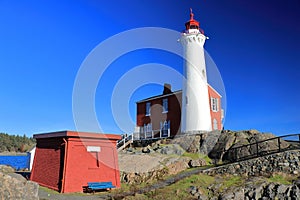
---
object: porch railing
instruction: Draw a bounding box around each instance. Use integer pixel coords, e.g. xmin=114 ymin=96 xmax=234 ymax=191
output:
xmin=132 ymin=128 xmax=170 ymax=141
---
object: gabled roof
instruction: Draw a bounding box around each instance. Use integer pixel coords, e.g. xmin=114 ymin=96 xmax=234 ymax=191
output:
xmin=136 ymin=90 xmax=182 ymax=103
xmin=136 ymin=84 xmax=222 ymax=104
xmin=208 ymin=84 xmax=222 ymax=98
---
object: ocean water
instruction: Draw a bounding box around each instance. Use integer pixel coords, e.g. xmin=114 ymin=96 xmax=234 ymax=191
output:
xmin=0 ymin=155 xmax=29 ymax=170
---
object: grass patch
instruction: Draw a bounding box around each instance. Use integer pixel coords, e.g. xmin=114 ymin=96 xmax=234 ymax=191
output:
xmin=144 ymin=173 xmax=215 ymax=199
xmin=268 ymin=174 xmax=293 ymax=185
xmin=220 ymin=175 xmax=244 ymax=191
xmin=39 ymin=186 xmax=60 ymax=194
xmin=182 ymin=152 xmax=212 ymax=165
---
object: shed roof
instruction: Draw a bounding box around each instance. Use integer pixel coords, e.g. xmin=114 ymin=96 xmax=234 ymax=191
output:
xmin=33 ymin=130 xmax=121 ymax=140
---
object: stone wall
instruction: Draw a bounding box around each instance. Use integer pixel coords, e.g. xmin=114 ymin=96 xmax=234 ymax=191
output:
xmin=204 ymin=150 xmax=300 ymax=176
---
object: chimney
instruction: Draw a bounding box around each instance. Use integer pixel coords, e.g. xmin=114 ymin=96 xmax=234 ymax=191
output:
xmin=163 ymin=83 xmax=172 ymax=95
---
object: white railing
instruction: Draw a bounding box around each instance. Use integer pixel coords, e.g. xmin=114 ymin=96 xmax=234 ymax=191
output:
xmin=132 ymin=128 xmax=170 ymax=141
xmin=117 ymin=133 xmax=133 ymax=150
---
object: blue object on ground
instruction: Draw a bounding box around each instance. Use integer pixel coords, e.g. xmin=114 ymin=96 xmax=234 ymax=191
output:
xmin=87 ymin=182 xmax=116 ymax=192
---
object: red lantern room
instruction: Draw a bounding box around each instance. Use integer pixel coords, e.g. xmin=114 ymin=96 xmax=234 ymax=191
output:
xmin=184 ymin=8 xmax=204 ymax=34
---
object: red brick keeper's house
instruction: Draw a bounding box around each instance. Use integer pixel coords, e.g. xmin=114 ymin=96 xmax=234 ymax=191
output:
xmin=134 ymin=84 xmax=223 ymax=139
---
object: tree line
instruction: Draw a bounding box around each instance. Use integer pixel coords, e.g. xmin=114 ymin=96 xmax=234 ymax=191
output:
xmin=0 ymin=133 xmax=36 ymax=153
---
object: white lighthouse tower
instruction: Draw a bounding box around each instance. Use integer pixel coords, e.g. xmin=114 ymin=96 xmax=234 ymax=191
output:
xmin=181 ymin=9 xmax=212 ymax=133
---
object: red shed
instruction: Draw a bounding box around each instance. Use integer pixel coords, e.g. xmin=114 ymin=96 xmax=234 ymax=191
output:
xmin=30 ymin=130 xmax=121 ymax=193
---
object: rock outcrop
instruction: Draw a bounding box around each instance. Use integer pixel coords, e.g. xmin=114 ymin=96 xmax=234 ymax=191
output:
xmin=118 ymin=142 xmax=207 ymax=184
xmin=119 ymin=130 xmax=294 ymax=186
xmin=170 ymin=130 xmax=221 ymax=154
xmin=0 ymin=165 xmax=39 ymax=200
xmin=209 ymin=130 xmax=290 ymax=162
xmin=190 ymin=176 xmax=300 ymax=200
xmin=119 ymin=151 xmax=207 ymax=184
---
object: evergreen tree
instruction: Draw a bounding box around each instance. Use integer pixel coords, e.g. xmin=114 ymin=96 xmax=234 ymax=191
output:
xmin=0 ymin=133 xmax=35 ymax=153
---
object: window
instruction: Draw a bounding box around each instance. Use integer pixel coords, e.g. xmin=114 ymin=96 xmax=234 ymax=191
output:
xmin=213 ymin=118 xmax=218 ymax=130
xmin=160 ymin=120 xmax=170 ymax=137
xmin=211 ymin=97 xmax=219 ymax=112
xmin=145 ymin=102 xmax=151 ymax=116
xmin=190 ymin=25 xmax=199 ymax=29
xmin=144 ymin=123 xmax=152 ymax=138
xmin=144 ymin=123 xmax=152 ymax=133
xmin=162 ymin=98 xmax=168 ymax=113
xmin=202 ymin=69 xmax=206 ymax=78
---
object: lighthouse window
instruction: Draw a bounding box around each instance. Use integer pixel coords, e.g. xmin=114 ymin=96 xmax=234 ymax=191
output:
xmin=211 ymin=98 xmax=219 ymax=112
xmin=190 ymin=25 xmax=198 ymax=29
xmin=162 ymin=98 xmax=168 ymax=113
xmin=146 ymin=102 xmax=151 ymax=116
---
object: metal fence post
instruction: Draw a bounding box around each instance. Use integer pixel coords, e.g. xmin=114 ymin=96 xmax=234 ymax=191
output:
xmin=256 ymin=142 xmax=259 ymax=157
xmin=235 ymin=148 xmax=237 ymax=162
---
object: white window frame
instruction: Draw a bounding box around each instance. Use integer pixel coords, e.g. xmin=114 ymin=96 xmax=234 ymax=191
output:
xmin=144 ymin=123 xmax=152 ymax=133
xmin=213 ymin=118 xmax=218 ymax=130
xmin=211 ymin=97 xmax=219 ymax=112
xmin=160 ymin=120 xmax=170 ymax=137
xmin=145 ymin=102 xmax=151 ymax=116
xmin=162 ymin=98 xmax=168 ymax=113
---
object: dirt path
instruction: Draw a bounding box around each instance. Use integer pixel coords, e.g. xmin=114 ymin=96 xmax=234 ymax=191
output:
xmin=111 ymin=165 xmax=212 ymax=199
xmin=38 ymin=187 xmax=108 ymax=200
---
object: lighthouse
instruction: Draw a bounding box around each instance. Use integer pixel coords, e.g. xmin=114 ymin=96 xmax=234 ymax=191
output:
xmin=181 ymin=9 xmax=212 ymax=133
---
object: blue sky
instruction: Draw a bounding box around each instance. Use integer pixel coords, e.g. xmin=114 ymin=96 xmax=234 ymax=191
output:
xmin=0 ymin=0 xmax=299 ymax=136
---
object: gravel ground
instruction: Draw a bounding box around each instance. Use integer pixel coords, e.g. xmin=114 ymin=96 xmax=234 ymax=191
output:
xmin=118 ymin=152 xmax=172 ymax=173
xmin=38 ymin=187 xmax=109 ymax=200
